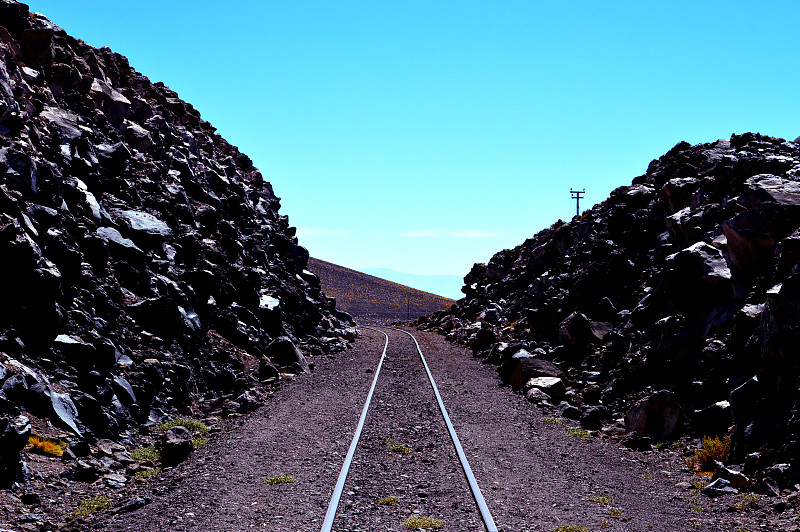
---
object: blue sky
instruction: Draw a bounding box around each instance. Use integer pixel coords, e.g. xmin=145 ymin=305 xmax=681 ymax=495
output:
xmin=30 ymin=1 xmax=800 ymax=284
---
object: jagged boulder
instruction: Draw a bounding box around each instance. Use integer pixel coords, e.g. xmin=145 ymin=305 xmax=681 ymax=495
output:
xmin=0 ymin=415 xmax=30 ymax=488
xmin=416 ymin=132 xmax=800 ymax=486
xmin=626 ymin=391 xmax=682 ymax=441
xmin=0 ymin=0 xmax=355 ymax=483
xmin=160 ymin=426 xmax=193 ymax=467
xmin=662 ymin=242 xmax=737 ymax=333
xmin=266 ymin=336 xmax=310 ymax=373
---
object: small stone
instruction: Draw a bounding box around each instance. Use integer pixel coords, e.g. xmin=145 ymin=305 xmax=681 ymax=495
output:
xmin=702 ymin=478 xmax=738 ymax=497
xmin=103 ymin=472 xmax=128 ymax=488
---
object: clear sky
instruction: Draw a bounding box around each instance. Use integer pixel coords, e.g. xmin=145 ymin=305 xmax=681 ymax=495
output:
xmin=29 ymin=0 xmax=800 ymax=279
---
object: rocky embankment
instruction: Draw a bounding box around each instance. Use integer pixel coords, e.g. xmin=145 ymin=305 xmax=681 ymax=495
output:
xmin=0 ymin=0 xmax=354 ymax=490
xmin=417 ymin=132 xmax=800 ymax=494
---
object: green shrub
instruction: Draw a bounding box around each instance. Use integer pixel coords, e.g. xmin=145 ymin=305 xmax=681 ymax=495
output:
xmin=71 ymin=496 xmax=112 ymax=518
xmin=566 ymin=427 xmax=590 ymax=439
xmin=153 ymin=418 xmax=208 ymax=434
xmin=130 ymin=446 xmax=161 ymax=462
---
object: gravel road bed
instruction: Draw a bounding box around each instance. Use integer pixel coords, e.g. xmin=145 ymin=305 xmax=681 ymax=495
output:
xmin=93 ymin=330 xmax=386 ymax=531
xmin=91 ymin=327 xmax=789 ymax=531
xmin=330 ymin=328 xmax=484 ymax=531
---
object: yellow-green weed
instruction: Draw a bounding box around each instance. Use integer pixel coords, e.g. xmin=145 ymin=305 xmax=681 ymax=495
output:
xmin=402 ymin=515 xmax=443 ymax=529
xmin=262 ymin=474 xmax=295 ymax=485
xmin=71 ymin=496 xmax=112 ymax=518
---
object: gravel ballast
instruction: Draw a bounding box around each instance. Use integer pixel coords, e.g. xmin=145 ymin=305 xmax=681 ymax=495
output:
xmin=91 ymin=328 xmax=794 ymax=531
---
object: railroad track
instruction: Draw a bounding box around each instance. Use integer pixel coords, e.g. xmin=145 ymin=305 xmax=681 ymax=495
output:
xmin=321 ymin=326 xmax=499 ymax=532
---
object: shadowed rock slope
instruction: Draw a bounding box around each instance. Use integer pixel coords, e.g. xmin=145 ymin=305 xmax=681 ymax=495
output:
xmin=418 ymin=132 xmax=800 ymax=494
xmin=0 ymin=1 xmax=355 ymax=488
xmin=308 ymin=257 xmax=454 ymax=324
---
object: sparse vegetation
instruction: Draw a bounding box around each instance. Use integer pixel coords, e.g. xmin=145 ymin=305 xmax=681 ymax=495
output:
xmin=130 ymin=446 xmax=161 ymax=462
xmin=134 ymin=468 xmax=161 ymax=479
xmin=733 ymin=492 xmax=758 ymax=510
xmin=549 ymin=526 xmax=589 ymax=532
xmin=689 ymin=478 xmax=708 ymax=494
xmin=688 ymin=518 xmax=702 ymax=529
xmin=586 ymin=494 xmax=614 ymax=505
xmin=192 ymin=437 xmax=209 ymax=447
xmin=388 ymin=442 xmax=412 ymax=455
xmin=608 ymin=507 xmax=623 ymax=517
xmin=402 ymin=515 xmax=443 ymax=529
xmin=566 ymin=427 xmax=590 ymax=439
xmin=28 ymin=434 xmax=67 ymax=457
xmin=153 ymin=418 xmax=209 ymax=435
xmin=541 ymin=417 xmax=564 ymax=424
xmin=377 ymin=496 xmax=397 ymax=506
xmin=685 ymin=435 xmax=731 ymax=472
xmin=71 ymin=496 xmax=112 ymax=518
xmin=262 ymin=474 xmax=295 ymax=485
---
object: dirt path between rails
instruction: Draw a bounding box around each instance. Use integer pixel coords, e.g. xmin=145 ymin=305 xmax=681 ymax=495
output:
xmin=91 ymin=328 xmax=783 ymax=531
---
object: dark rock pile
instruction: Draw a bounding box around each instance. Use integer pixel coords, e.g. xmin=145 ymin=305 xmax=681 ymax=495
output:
xmin=0 ymin=0 xmax=354 ymax=487
xmin=417 ymin=132 xmax=800 ymax=492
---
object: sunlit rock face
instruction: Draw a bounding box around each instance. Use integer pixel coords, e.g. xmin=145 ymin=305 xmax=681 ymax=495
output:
xmin=0 ymin=0 xmax=354 ymax=485
xmin=418 ymin=132 xmax=800 ymax=490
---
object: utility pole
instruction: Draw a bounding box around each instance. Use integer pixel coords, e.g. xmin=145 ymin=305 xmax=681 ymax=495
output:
xmin=570 ymin=188 xmax=585 ymax=217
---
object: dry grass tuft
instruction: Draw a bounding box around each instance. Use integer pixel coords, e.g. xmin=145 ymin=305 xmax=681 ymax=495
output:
xmin=586 ymin=494 xmax=614 ymax=505
xmin=685 ymin=435 xmax=731 ymax=472
xmin=402 ymin=515 xmax=443 ymax=529
xmin=28 ymin=435 xmax=67 ymax=457
xmin=262 ymin=474 xmax=295 ymax=485
xmin=388 ymin=442 xmax=412 ymax=455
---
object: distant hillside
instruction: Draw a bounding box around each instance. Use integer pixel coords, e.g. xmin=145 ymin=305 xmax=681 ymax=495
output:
xmin=360 ymin=268 xmax=464 ymax=300
xmin=308 ymin=258 xmax=454 ymax=324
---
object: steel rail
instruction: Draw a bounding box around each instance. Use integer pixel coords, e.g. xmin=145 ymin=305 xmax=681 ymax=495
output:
xmin=320 ymin=326 xmax=389 ymax=532
xmin=382 ymin=326 xmax=499 ymax=532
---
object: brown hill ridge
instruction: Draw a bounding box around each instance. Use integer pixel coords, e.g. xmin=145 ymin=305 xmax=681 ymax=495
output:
xmin=308 ymin=257 xmax=454 ymax=324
